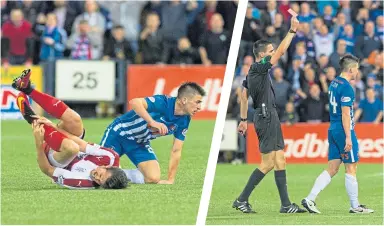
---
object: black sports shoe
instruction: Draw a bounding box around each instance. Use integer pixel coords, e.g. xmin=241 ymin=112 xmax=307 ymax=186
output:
xmin=16 ymin=92 xmax=36 ymax=124
xmin=280 ymin=203 xmax=307 ymax=213
xmin=12 ymin=69 xmax=33 ymax=94
xmin=232 ymin=199 xmax=256 ymax=213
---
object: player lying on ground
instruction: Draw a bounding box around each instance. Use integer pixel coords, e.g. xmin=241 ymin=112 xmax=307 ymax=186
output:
xmin=101 ymin=82 xmax=205 ymax=184
xmin=233 ymin=14 xmax=306 ymax=214
xmin=301 ymin=54 xmax=374 ymax=214
xmin=13 ymin=69 xmax=129 ymax=189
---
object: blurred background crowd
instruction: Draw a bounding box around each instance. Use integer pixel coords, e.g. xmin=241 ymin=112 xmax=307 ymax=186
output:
xmin=223 ymin=0 xmax=383 ymax=164
xmin=1 ymin=0 xmax=237 ymax=66
xmin=229 ymin=0 xmax=383 ymax=125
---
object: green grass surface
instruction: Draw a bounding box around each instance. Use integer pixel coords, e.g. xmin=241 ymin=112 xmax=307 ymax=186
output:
xmin=1 ymin=119 xmax=214 ymax=224
xmin=207 ymin=164 xmax=383 ymax=225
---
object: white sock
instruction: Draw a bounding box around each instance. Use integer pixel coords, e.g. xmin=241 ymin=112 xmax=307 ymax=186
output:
xmin=345 ymin=174 xmax=360 ymax=208
xmin=123 ymin=169 xmax=145 ymax=184
xmin=307 ymin=170 xmax=332 ymax=201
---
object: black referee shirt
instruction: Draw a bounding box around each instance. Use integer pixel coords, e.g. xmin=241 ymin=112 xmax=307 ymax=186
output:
xmin=242 ymin=55 xmax=276 ymax=109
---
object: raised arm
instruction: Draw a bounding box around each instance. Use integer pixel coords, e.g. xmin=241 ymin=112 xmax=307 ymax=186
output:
xmin=270 ymin=16 xmax=299 ymax=65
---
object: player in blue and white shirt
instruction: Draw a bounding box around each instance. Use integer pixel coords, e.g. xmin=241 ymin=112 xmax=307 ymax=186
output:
xmin=302 ymin=54 xmax=374 ymax=214
xmin=100 ymin=82 xmax=205 ymax=184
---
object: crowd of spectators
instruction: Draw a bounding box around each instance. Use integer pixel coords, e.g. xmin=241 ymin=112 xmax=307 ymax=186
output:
xmin=229 ymin=0 xmax=383 ymax=125
xmin=1 ymin=0 xmax=237 ymax=66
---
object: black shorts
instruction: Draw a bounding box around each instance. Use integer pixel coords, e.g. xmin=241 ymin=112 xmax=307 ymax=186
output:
xmin=253 ymin=108 xmax=285 ymax=154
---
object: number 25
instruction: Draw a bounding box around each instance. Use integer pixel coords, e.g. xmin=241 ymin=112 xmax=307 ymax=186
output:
xmin=73 ymin=72 xmax=98 ymax=89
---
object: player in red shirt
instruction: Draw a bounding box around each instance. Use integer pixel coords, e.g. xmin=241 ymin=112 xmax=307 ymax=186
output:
xmin=13 ymin=69 xmax=129 ymax=189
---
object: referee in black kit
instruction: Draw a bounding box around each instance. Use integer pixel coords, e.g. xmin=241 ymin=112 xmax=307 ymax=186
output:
xmin=232 ymin=14 xmax=306 ymax=214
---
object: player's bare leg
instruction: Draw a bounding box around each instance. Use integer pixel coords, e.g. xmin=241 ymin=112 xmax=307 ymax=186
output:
xmin=12 ymin=69 xmax=84 ymax=137
xmin=137 ymin=160 xmax=161 ymax=184
xmin=302 ymin=159 xmax=341 ymax=213
xmin=274 ymin=150 xmax=306 ymax=213
xmin=345 ymin=163 xmax=374 ymax=213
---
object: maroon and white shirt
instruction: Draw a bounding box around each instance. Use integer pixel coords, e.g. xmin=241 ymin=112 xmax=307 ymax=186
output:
xmin=51 ymin=144 xmax=120 ymax=189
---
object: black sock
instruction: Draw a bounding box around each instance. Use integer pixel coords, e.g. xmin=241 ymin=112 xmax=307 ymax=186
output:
xmin=274 ymin=170 xmax=291 ymax=207
xmin=238 ymin=168 xmax=265 ymax=202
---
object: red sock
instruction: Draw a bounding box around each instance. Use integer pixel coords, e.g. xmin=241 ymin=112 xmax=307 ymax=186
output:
xmin=43 ymin=125 xmax=67 ymax=152
xmin=29 ymin=90 xmax=68 ymax=119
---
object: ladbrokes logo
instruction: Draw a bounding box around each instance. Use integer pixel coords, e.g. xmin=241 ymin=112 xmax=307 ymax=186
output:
xmin=153 ymin=78 xmax=222 ymax=112
xmin=284 ymin=133 xmax=384 ymax=158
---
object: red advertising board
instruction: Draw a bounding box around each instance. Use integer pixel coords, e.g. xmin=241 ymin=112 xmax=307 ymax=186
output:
xmin=127 ymin=65 xmax=225 ymax=119
xmin=247 ymin=123 xmax=384 ymax=164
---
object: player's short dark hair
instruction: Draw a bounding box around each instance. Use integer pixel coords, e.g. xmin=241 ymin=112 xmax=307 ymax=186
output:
xmin=102 ymin=167 xmax=129 ymax=189
xmin=177 ymin=82 xmax=206 ymax=98
xmin=253 ymin=40 xmax=272 ymax=58
xmin=113 ymin=24 xmax=124 ymax=30
xmin=339 ymin=54 xmax=360 ymax=72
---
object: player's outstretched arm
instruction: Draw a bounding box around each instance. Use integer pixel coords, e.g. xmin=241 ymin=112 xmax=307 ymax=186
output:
xmin=32 ymin=122 xmax=55 ymax=177
xmin=130 ymin=98 xmax=168 ymax=135
xmin=163 ymin=138 xmax=184 ymax=184
xmin=270 ymin=16 xmax=299 ymax=65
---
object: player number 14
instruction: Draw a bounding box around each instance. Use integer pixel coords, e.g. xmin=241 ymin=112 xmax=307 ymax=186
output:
xmin=329 ymin=91 xmax=337 ymax=114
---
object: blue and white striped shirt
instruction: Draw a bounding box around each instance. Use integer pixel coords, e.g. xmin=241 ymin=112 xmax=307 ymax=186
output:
xmin=111 ymin=95 xmax=191 ymax=144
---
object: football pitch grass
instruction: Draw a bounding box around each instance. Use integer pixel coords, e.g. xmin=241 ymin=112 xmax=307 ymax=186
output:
xmin=207 ymin=164 xmax=383 ymax=225
xmin=1 ymin=119 xmax=214 ymax=224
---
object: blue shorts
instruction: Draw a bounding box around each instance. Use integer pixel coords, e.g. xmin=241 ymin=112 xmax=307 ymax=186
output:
xmin=99 ymin=123 xmax=157 ymax=167
xmin=328 ymin=129 xmax=359 ymax=163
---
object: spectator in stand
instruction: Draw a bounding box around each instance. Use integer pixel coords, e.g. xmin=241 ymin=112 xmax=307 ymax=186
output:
xmin=301 ymin=67 xmax=318 ymax=95
xmin=164 ymin=37 xmax=200 ymax=65
xmin=322 ymin=5 xmax=334 ymax=29
xmin=139 ymin=13 xmax=165 ymax=64
xmin=280 ymin=102 xmax=299 ymax=125
xmin=317 ymin=54 xmax=330 ymax=76
xmin=278 ymin=0 xmax=290 ymax=23
xmin=363 ymin=0 xmax=382 ymax=21
xmin=313 ymin=24 xmax=334 ymax=58
xmin=338 ymin=24 xmax=355 ymax=54
xmin=287 ymin=55 xmax=305 ymax=91
xmin=1 ymin=9 xmax=33 ymax=66
xmin=355 ymin=21 xmax=382 ymax=63
xmin=51 ymin=0 xmax=79 ymax=38
xmin=260 ymin=0 xmax=277 ymax=29
xmin=366 ymin=74 xmax=383 ymax=100
xmin=354 ymin=88 xmax=383 ymax=123
xmin=238 ymin=3 xmax=262 ymax=64
xmin=102 ymin=25 xmax=134 ymax=63
xmin=297 ymin=2 xmax=316 ymax=24
xmin=312 ymin=17 xmax=324 ymax=36
xmin=67 ymin=19 xmax=102 ymax=60
xmin=216 ymin=0 xmax=237 ymax=35
xmin=333 ymin=12 xmax=347 ymax=40
xmin=264 ymin=25 xmax=280 ymax=45
xmin=40 ymin=13 xmax=67 ymax=61
xmin=376 ymin=15 xmax=384 ymax=40
xmin=317 ymin=0 xmax=338 ymax=17
xmin=325 ymin=66 xmax=336 ymax=85
xmin=72 ymin=0 xmax=105 ymax=59
xmin=338 ymin=0 xmax=352 ymax=24
xmin=272 ymin=67 xmax=293 ymax=118
xmin=8 ymin=0 xmax=47 ymax=27
xmin=274 ymin=13 xmax=288 ymax=41
xmin=199 ymin=13 xmax=230 ymax=65
xmin=329 ymin=39 xmax=347 ymax=71
xmin=299 ymin=84 xmax=329 ymax=123
xmin=98 ymin=1 xmax=146 ymax=53
xmin=157 ymin=0 xmax=198 ymax=47
xmin=293 ymin=42 xmax=314 ymax=68
xmin=290 ymin=22 xmax=316 ymax=59
xmin=353 ymin=8 xmax=370 ymax=37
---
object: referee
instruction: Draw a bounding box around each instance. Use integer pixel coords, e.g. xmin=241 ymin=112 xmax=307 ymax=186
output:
xmin=232 ymin=15 xmax=306 ymax=214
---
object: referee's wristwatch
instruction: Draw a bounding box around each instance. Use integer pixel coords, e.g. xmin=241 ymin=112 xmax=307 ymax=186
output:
xmin=240 ymin=118 xmax=247 ymax=122
xmin=289 ymin=29 xmax=297 ymax=34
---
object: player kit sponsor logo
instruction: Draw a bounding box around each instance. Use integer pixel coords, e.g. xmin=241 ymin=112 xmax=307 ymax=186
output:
xmin=182 ymin=129 xmax=188 ymax=136
xmin=341 ymin=96 xmax=351 ymax=102
xmin=247 ymin=123 xmax=383 ymax=164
